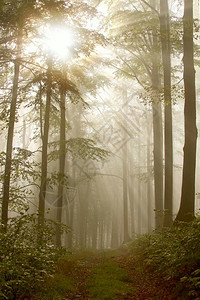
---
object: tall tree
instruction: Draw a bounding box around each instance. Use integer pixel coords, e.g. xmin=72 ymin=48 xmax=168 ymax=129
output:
xmin=175 ymin=0 xmax=197 ymax=222
xmin=38 ymin=58 xmax=52 ymax=226
xmin=55 ymin=83 xmax=66 ymax=247
xmin=2 ymin=27 xmax=22 ymax=229
xmin=107 ymin=0 xmax=164 ymax=230
xmin=122 ymin=89 xmax=131 ymax=243
xmin=150 ymin=0 xmax=164 ymax=229
xmin=1 ymin=0 xmax=36 ymax=229
xmin=159 ymin=0 xmax=173 ymax=226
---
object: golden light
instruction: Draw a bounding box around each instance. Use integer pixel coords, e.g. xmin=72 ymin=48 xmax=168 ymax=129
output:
xmin=43 ymin=25 xmax=74 ymax=59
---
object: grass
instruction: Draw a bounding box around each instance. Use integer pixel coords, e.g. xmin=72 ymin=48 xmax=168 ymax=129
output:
xmin=34 ymin=257 xmax=77 ymax=300
xmin=36 ymin=275 xmax=75 ymax=300
xmin=32 ymin=221 xmax=200 ymax=300
xmin=33 ymin=249 xmax=136 ymax=300
xmin=87 ymin=257 xmax=135 ymax=299
xmin=33 ymin=249 xmax=106 ymax=299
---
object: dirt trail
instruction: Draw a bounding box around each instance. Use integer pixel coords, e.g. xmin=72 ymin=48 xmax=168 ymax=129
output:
xmin=113 ymin=251 xmax=178 ymax=299
xmin=64 ymin=249 xmax=178 ymax=300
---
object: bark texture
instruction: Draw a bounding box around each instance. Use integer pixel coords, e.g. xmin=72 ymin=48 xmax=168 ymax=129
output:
xmin=175 ymin=0 xmax=197 ymax=222
xmin=38 ymin=59 xmax=52 ymax=225
xmin=2 ymin=28 xmax=22 ymax=229
xmin=56 ymin=88 xmax=66 ymax=247
xmin=160 ymin=0 xmax=173 ymax=226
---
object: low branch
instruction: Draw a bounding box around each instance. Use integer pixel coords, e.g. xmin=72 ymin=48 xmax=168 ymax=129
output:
xmin=140 ymin=0 xmax=159 ymax=16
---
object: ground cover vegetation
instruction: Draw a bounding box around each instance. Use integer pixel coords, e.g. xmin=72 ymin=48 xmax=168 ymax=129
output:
xmin=32 ymin=219 xmax=200 ymax=299
xmin=0 ymin=0 xmax=200 ymax=299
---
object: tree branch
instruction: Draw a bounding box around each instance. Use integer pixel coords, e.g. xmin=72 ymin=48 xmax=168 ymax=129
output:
xmin=140 ymin=0 xmax=159 ymax=16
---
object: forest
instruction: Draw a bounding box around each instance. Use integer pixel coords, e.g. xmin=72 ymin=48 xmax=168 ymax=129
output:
xmin=0 ymin=0 xmax=200 ymax=299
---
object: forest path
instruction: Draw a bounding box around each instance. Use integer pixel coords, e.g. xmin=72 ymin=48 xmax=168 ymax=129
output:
xmin=62 ymin=249 xmax=177 ymax=300
xmin=36 ymin=249 xmax=178 ymax=299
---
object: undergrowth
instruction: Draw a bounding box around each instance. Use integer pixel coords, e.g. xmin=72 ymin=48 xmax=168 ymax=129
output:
xmin=34 ymin=249 xmax=100 ymax=299
xmin=0 ymin=214 xmax=67 ymax=300
xmin=34 ymin=260 xmax=76 ymax=300
xmin=129 ymin=218 xmax=200 ymax=299
xmin=87 ymin=257 xmax=135 ymax=299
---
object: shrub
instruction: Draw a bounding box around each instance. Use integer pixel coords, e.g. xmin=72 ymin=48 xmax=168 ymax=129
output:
xmin=0 ymin=214 xmax=67 ymax=299
xmin=129 ymin=219 xmax=200 ymax=298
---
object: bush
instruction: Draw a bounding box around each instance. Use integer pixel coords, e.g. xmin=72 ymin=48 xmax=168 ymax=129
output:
xmin=0 ymin=214 xmax=67 ymax=299
xmin=129 ymin=219 xmax=200 ymax=298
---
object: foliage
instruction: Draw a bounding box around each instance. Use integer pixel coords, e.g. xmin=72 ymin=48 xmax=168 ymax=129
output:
xmin=0 ymin=213 xmax=67 ymax=300
xmin=34 ymin=268 xmax=75 ymax=300
xmin=129 ymin=219 xmax=200 ymax=298
xmin=0 ymin=149 xmax=40 ymax=213
xmin=48 ymin=137 xmax=109 ymax=162
xmin=34 ymin=249 xmax=98 ymax=299
xmin=87 ymin=256 xmax=135 ymax=299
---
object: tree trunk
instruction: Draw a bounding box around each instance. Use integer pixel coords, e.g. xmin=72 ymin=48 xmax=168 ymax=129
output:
xmin=159 ymin=0 xmax=173 ymax=227
xmin=56 ymin=88 xmax=66 ymax=247
xmin=22 ymin=118 xmax=26 ymax=149
xmin=175 ymin=0 xmax=197 ymax=222
xmin=150 ymin=0 xmax=164 ymax=230
xmin=147 ymin=112 xmax=153 ymax=232
xmin=79 ymin=184 xmax=89 ymax=247
xmin=151 ymin=56 xmax=164 ymax=230
xmin=67 ymin=200 xmax=75 ymax=248
xmin=111 ymin=210 xmax=119 ymax=248
xmin=92 ymin=209 xmax=98 ymax=249
xmin=137 ymin=130 xmax=142 ymax=234
xmin=2 ymin=28 xmax=22 ymax=230
xmin=38 ymin=58 xmax=52 ymax=226
xmin=128 ymin=154 xmax=135 ymax=237
xmin=123 ymin=139 xmax=131 ymax=242
xmin=122 ymin=90 xmax=131 ymax=243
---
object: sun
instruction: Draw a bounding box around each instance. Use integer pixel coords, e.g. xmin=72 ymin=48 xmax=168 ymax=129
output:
xmin=43 ymin=25 xmax=74 ymax=59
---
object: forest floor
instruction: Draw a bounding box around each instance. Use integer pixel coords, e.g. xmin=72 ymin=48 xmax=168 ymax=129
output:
xmin=35 ymin=248 xmax=180 ymax=300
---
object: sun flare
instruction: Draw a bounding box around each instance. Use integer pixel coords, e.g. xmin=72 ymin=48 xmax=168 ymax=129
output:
xmin=43 ymin=25 xmax=74 ymax=59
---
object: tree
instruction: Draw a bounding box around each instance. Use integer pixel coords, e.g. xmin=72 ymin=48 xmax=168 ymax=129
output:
xmin=55 ymin=79 xmax=66 ymax=246
xmin=141 ymin=0 xmax=164 ymax=229
xmin=151 ymin=13 xmax=164 ymax=230
xmin=24 ymin=0 xmax=107 ymax=229
xmin=175 ymin=0 xmax=197 ymax=222
xmin=106 ymin=0 xmax=164 ymax=229
xmin=159 ymin=0 xmax=173 ymax=227
xmin=1 ymin=0 xmax=36 ymax=230
xmin=38 ymin=58 xmax=52 ymax=226
xmin=122 ymin=89 xmax=131 ymax=243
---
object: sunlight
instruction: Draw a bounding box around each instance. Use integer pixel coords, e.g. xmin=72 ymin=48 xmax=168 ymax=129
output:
xmin=43 ymin=25 xmax=74 ymax=59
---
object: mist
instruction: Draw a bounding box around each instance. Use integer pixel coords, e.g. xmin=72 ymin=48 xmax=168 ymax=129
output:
xmin=0 ymin=0 xmax=200 ymax=298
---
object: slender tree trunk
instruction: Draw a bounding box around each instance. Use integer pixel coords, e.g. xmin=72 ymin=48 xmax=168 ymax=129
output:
xmin=23 ymin=118 xmax=26 ymax=149
xmin=111 ymin=210 xmax=119 ymax=248
xmin=150 ymin=0 xmax=164 ymax=230
xmin=38 ymin=58 xmax=52 ymax=225
xmin=175 ymin=0 xmax=197 ymax=222
xmin=147 ymin=112 xmax=153 ymax=232
xmin=152 ymin=100 xmax=163 ymax=229
xmin=160 ymin=0 xmax=173 ymax=227
xmin=67 ymin=200 xmax=74 ymax=248
xmin=79 ymin=184 xmax=89 ymax=247
xmin=56 ymin=89 xmax=66 ymax=247
xmin=151 ymin=56 xmax=164 ymax=229
xmin=92 ymin=209 xmax=98 ymax=249
xmin=122 ymin=90 xmax=131 ymax=243
xmin=99 ymin=218 xmax=104 ymax=249
xmin=2 ymin=28 xmax=22 ymax=229
xmin=128 ymin=151 xmax=135 ymax=237
xmin=137 ymin=130 xmax=142 ymax=234
xmin=123 ymin=140 xmax=131 ymax=242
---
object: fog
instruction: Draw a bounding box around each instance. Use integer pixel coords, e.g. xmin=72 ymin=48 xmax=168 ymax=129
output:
xmin=0 ymin=0 xmax=200 ymax=250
